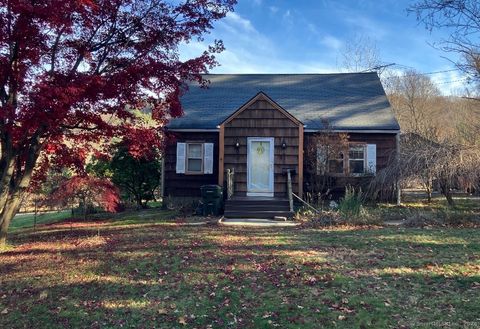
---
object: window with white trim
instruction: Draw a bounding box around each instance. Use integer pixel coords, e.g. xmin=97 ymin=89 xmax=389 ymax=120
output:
xmin=186 ymin=143 xmax=203 ymax=173
xmin=316 ymin=143 xmax=375 ymax=176
xmin=348 ymin=145 xmax=366 ymax=175
xmin=176 ymin=142 xmax=214 ymax=175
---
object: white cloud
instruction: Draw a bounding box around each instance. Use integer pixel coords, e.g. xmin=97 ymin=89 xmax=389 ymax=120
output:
xmin=307 ymin=23 xmax=318 ymax=34
xmin=306 ymin=23 xmax=343 ymax=51
xmin=269 ymin=6 xmax=279 ymax=14
xmin=179 ymin=11 xmax=337 ymax=75
xmin=321 ymin=35 xmax=343 ymax=50
xmin=223 ymin=12 xmax=256 ymax=33
xmin=343 ymin=15 xmax=388 ymax=40
xmin=282 ymin=9 xmax=294 ymax=28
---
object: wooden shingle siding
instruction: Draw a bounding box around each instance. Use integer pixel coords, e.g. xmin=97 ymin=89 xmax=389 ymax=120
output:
xmin=164 ymin=132 xmax=218 ymax=197
xmin=303 ymin=132 xmax=397 ymax=190
xmin=348 ymin=133 xmax=396 ymax=170
xmin=223 ymin=97 xmax=300 ymax=196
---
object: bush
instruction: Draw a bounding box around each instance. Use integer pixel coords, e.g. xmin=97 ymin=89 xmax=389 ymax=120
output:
xmin=338 ymin=186 xmax=364 ymax=218
xmin=164 ymin=196 xmax=200 ymax=217
xmin=297 ymin=187 xmax=384 ymax=227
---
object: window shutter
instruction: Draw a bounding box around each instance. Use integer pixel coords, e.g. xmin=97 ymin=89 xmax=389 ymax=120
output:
xmin=316 ymin=146 xmax=327 ymax=175
xmin=366 ymin=144 xmax=376 ymax=174
xmin=176 ymin=143 xmax=186 ymax=174
xmin=204 ymin=143 xmax=214 ymax=174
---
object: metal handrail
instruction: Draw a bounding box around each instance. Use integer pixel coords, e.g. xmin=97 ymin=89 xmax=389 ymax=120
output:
xmin=286 ymin=169 xmax=319 ymax=214
xmin=292 ymin=192 xmax=320 ymax=214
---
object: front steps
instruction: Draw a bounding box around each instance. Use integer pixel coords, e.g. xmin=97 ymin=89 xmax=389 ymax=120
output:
xmin=224 ymin=196 xmax=293 ymax=219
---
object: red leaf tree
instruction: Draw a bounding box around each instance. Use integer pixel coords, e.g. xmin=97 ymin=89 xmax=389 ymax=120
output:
xmin=47 ymin=175 xmax=121 ymax=220
xmin=0 ymin=0 xmax=236 ymax=246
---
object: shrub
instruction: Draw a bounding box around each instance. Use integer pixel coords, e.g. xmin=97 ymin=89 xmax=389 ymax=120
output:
xmin=164 ymin=196 xmax=199 ymax=217
xmin=338 ymin=186 xmax=364 ymax=218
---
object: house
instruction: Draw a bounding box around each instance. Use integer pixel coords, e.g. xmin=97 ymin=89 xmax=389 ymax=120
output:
xmin=164 ymin=73 xmax=400 ymax=217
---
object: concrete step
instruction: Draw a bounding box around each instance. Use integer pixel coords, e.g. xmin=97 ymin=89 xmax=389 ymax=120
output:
xmin=224 ymin=210 xmax=294 ymax=219
xmin=225 ymin=198 xmax=288 ymax=205
xmin=220 ymin=218 xmax=300 ymax=227
xmin=225 ymin=204 xmax=290 ymax=211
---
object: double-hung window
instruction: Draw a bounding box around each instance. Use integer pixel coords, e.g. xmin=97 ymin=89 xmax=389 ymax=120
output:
xmin=186 ymin=143 xmax=203 ymax=173
xmin=316 ymin=143 xmax=376 ymax=176
xmin=348 ymin=145 xmax=366 ymax=175
xmin=176 ymin=142 xmax=214 ymax=175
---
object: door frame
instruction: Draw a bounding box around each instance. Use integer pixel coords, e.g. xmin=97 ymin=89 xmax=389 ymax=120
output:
xmin=247 ymin=137 xmax=274 ymax=197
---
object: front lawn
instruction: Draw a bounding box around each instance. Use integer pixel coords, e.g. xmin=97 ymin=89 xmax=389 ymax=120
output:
xmin=9 ymin=210 xmax=72 ymax=231
xmin=0 ymin=220 xmax=479 ymax=328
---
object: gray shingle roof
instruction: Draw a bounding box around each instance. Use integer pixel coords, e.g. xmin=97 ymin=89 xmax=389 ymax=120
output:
xmin=167 ymin=73 xmax=400 ymax=131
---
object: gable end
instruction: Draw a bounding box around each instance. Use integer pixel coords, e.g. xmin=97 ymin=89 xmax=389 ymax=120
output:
xmin=220 ymin=92 xmax=303 ymax=128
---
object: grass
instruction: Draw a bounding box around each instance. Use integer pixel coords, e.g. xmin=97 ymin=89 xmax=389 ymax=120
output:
xmin=9 ymin=210 xmax=72 ymax=231
xmin=1 ymin=214 xmax=479 ymax=328
xmin=9 ymin=207 xmax=184 ymax=233
xmin=394 ymin=197 xmax=480 ymax=212
xmin=367 ymin=196 xmax=480 ymax=224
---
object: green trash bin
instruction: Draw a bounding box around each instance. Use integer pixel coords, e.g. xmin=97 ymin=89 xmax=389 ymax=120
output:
xmin=200 ymin=185 xmax=223 ymax=216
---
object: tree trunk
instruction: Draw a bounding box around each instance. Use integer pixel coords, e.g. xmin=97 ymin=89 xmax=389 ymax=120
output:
xmin=135 ymin=196 xmax=142 ymax=210
xmin=443 ymin=190 xmax=455 ymax=207
xmin=439 ymin=182 xmax=455 ymax=207
xmin=0 ymin=156 xmax=16 ymax=217
xmin=82 ymin=196 xmax=87 ymax=221
xmin=396 ymin=181 xmax=402 ymax=206
xmin=0 ymin=141 xmax=43 ymax=247
xmin=426 ymin=186 xmax=432 ymax=203
xmin=0 ymin=191 xmax=26 ymax=247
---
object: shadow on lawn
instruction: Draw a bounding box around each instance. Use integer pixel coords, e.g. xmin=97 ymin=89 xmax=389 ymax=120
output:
xmin=3 ymin=225 xmax=480 ymax=269
xmin=1 ymin=223 xmax=480 ymax=328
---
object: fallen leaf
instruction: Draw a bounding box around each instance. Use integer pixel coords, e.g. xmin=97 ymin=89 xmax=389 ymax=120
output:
xmin=178 ymin=316 xmax=187 ymax=325
xmin=39 ymin=291 xmax=48 ymax=300
xmin=1 ymin=308 xmax=8 ymax=314
xmin=158 ymin=308 xmax=168 ymax=315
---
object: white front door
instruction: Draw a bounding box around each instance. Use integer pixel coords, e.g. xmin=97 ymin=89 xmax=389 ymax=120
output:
xmin=247 ymin=137 xmax=274 ymax=196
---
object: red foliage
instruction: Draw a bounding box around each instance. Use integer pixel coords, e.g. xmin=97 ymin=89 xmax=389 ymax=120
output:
xmin=48 ymin=176 xmax=121 ymax=213
xmin=0 ymin=0 xmax=235 ymax=182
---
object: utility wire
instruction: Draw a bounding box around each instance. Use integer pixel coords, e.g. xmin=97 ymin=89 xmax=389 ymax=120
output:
xmin=434 ymin=78 xmax=469 ymax=85
xmin=382 ymin=68 xmax=460 ymax=79
xmin=363 ymin=63 xmax=466 ymax=85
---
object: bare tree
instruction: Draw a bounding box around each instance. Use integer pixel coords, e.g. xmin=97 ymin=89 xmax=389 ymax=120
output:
xmin=410 ymin=0 xmax=480 ymax=86
xmin=388 ymin=70 xmax=441 ymax=136
xmin=338 ymin=34 xmax=400 ymax=95
xmin=371 ymin=133 xmax=480 ymax=206
xmin=339 ymin=35 xmax=383 ymax=73
xmin=383 ymin=70 xmax=480 ymax=203
xmin=453 ymin=97 xmax=480 ymax=145
xmin=304 ymin=121 xmax=349 ymax=205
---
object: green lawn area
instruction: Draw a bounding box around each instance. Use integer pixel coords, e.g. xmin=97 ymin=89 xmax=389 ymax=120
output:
xmin=9 ymin=207 xmax=180 ymax=232
xmin=9 ymin=210 xmax=72 ymax=231
xmin=1 ymin=215 xmax=479 ymax=328
xmin=395 ymin=196 xmax=480 ymax=212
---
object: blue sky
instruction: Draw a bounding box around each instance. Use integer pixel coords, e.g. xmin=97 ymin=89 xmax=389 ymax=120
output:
xmin=180 ymin=0 xmax=467 ymax=94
